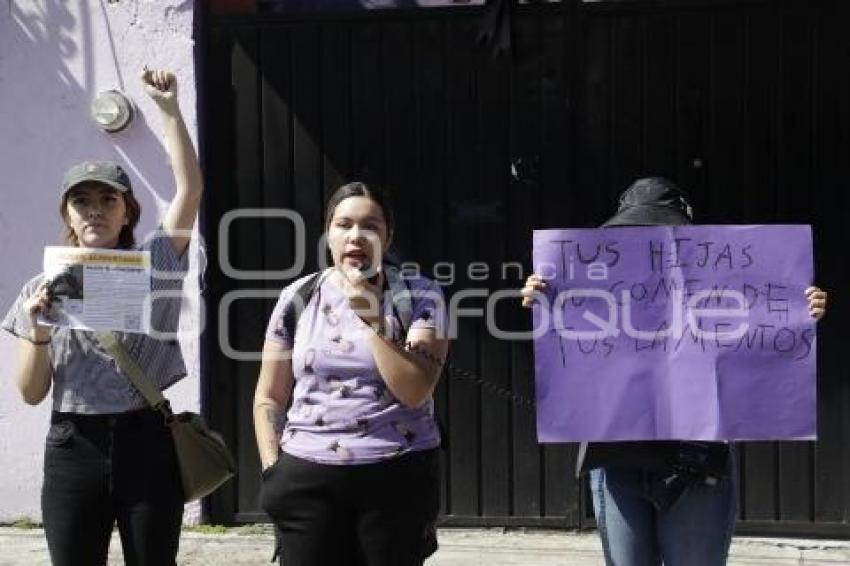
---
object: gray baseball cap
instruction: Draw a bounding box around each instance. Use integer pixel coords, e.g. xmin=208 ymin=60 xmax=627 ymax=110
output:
xmin=61 ymin=160 xmax=132 ymax=196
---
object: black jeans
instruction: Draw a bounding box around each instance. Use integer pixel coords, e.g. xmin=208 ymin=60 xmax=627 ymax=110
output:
xmin=261 ymin=449 xmax=441 ymax=566
xmin=42 ymin=408 xmax=184 ymax=566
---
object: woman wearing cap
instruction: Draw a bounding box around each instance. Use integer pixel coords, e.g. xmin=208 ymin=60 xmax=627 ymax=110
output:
xmin=521 ymin=177 xmax=828 ymax=566
xmin=1 ymin=69 xmax=201 ymax=566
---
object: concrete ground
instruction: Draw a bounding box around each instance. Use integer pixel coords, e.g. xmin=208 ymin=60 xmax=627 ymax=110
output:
xmin=2 ymin=526 xmax=850 ymax=565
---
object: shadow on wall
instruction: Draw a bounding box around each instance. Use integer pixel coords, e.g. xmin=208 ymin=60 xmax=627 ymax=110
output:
xmin=7 ymin=0 xmax=185 ymax=241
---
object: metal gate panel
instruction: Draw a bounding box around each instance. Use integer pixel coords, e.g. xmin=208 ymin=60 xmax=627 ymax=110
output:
xmin=202 ymin=0 xmax=850 ymax=535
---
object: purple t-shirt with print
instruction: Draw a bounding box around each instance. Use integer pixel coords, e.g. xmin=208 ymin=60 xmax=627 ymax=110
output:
xmin=265 ymin=271 xmax=446 ymax=465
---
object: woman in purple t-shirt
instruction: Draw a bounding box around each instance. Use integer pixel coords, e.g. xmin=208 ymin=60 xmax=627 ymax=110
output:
xmin=254 ymin=182 xmax=449 ymax=565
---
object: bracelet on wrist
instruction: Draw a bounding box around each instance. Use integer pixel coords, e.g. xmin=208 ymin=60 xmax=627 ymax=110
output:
xmin=24 ymin=334 xmax=51 ymax=346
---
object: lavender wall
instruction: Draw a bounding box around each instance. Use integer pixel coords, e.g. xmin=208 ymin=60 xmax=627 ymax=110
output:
xmin=0 ymin=0 xmax=202 ymax=523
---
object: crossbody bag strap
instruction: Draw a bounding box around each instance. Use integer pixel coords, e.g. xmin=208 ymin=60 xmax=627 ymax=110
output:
xmin=282 ymin=270 xmax=327 ymax=341
xmin=94 ymin=331 xmax=172 ymax=417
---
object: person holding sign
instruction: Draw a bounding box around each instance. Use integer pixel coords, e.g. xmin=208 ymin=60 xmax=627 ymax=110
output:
xmin=521 ymin=177 xmax=828 ymax=566
xmin=254 ymin=182 xmax=448 ymax=565
xmin=1 ymin=69 xmax=202 ymax=566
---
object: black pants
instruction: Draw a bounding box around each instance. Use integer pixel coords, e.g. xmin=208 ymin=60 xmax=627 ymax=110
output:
xmin=42 ymin=409 xmax=184 ymax=566
xmin=261 ymin=449 xmax=441 ymax=566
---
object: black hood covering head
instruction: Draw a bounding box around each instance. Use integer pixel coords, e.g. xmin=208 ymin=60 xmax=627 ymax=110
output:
xmin=602 ymin=177 xmax=693 ymax=227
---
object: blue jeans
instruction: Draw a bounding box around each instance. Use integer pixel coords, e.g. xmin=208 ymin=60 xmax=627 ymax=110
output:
xmin=590 ymin=462 xmax=736 ymax=566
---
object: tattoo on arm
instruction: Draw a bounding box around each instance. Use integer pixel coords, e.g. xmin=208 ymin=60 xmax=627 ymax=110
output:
xmin=265 ymin=407 xmax=285 ymax=436
xmin=403 ymin=341 xmax=445 ymax=370
xmin=266 ymin=409 xmax=283 ymax=437
xmin=263 ymin=408 xmax=285 ymax=458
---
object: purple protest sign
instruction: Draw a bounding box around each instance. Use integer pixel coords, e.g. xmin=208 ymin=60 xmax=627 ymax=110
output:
xmin=532 ymin=225 xmax=816 ymax=442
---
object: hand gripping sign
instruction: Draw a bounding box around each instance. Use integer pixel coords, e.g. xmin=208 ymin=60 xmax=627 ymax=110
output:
xmin=532 ymin=225 xmax=816 ymax=442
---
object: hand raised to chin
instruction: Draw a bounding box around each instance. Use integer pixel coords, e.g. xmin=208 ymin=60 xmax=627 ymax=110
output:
xmin=338 ymin=266 xmax=383 ymax=324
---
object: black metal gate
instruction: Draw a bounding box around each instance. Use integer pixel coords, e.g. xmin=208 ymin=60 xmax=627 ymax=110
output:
xmin=201 ymin=0 xmax=850 ymax=535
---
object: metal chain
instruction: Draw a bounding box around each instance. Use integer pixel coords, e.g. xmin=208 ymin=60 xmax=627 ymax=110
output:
xmin=401 ymin=341 xmax=537 ymax=412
